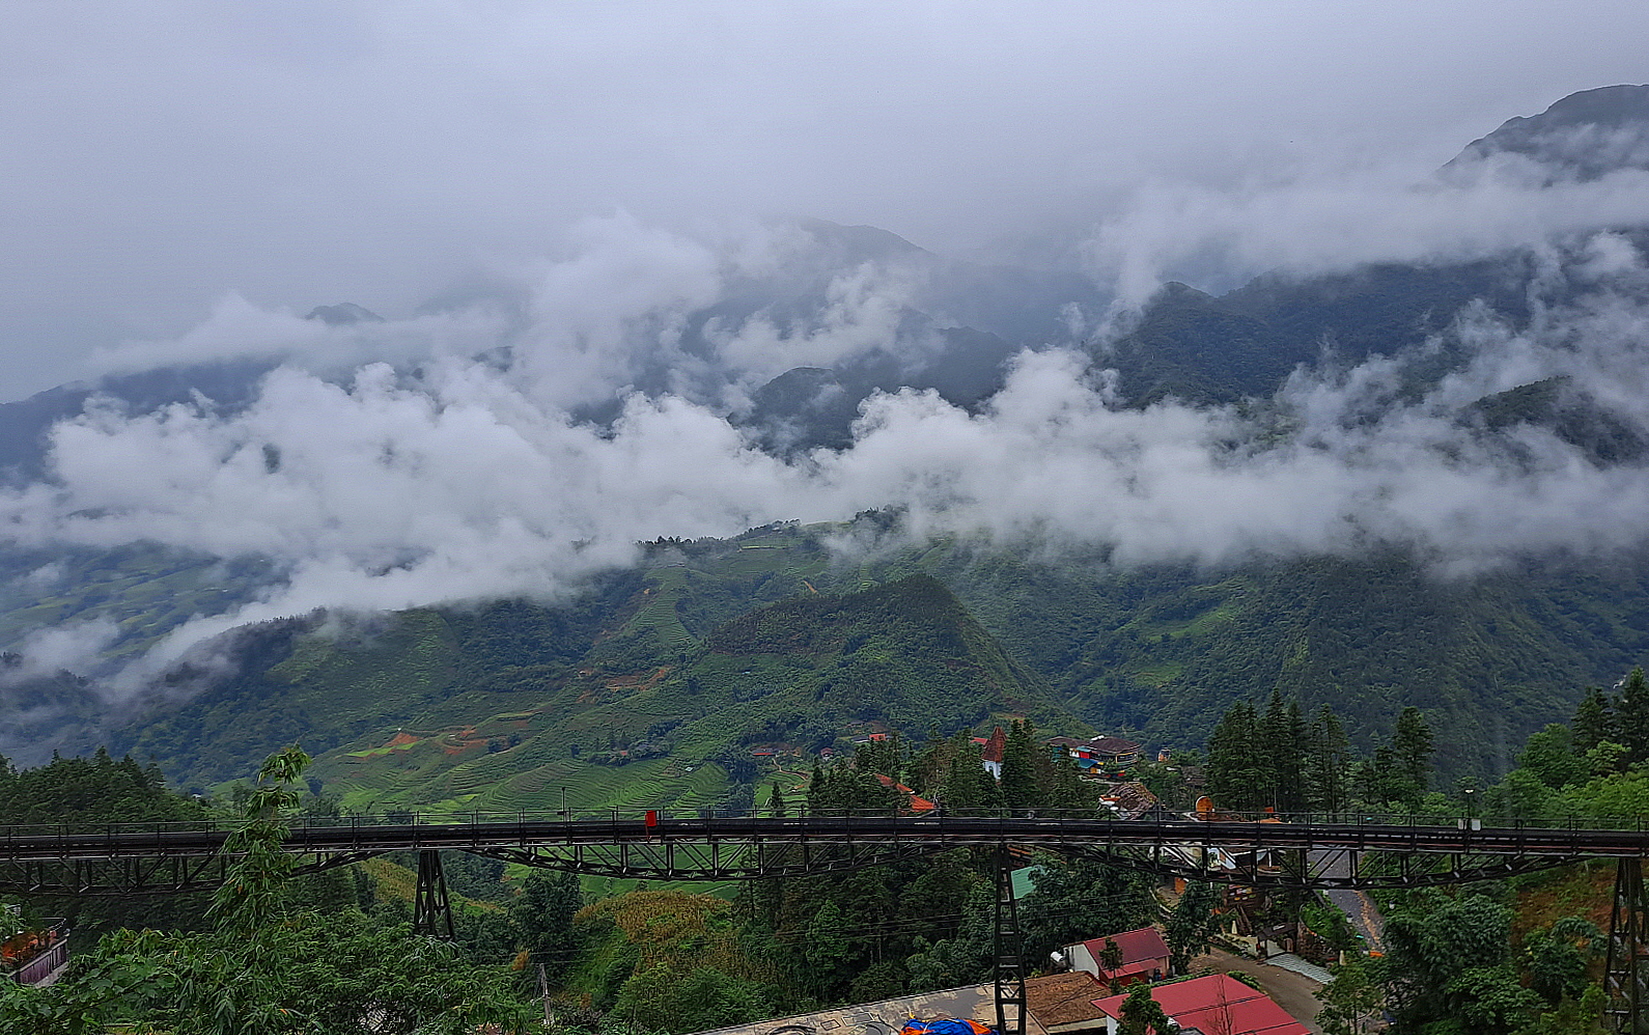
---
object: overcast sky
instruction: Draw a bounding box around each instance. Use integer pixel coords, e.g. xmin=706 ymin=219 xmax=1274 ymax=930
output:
xmin=3 ymin=1 xmax=1648 ymax=399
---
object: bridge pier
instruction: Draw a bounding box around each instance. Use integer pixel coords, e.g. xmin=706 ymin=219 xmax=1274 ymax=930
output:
xmin=413 ymin=849 xmax=456 ymax=941
xmin=1607 ymin=857 xmax=1649 ymax=1034
xmin=992 ymin=848 xmax=1026 ymax=1035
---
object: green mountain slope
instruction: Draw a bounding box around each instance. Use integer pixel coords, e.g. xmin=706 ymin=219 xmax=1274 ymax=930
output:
xmin=811 ymin=534 xmax=1649 ymax=778
xmin=95 ymin=519 xmax=1649 ymax=800
xmin=106 ymin=552 xmax=1064 ymax=813
xmin=1098 ymin=256 xmax=1533 ymax=408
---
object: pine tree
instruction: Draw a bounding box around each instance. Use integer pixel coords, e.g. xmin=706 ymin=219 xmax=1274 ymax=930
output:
xmin=1572 ymin=687 xmax=1616 ymax=753
xmin=510 ymin=871 xmax=584 ymax=981
xmin=804 ymin=899 xmax=852 ymax=994
xmin=1259 ymin=690 xmax=1290 ymax=809
xmin=1002 ymin=721 xmax=1038 ymax=812
xmin=909 ymin=725 xmax=946 ymax=797
xmin=1616 ymin=668 xmax=1649 ymax=767
xmin=1047 ymin=747 xmax=1090 ymax=811
xmin=1099 ymin=937 xmax=1125 ymax=974
xmin=1307 ymin=705 xmax=1351 ymax=813
xmin=1207 ymin=702 xmax=1267 ymax=811
xmin=941 ymin=732 xmax=991 ymax=810
xmin=1259 ymin=693 xmax=1310 ymax=812
xmin=1391 ymin=707 xmax=1434 ymax=802
xmin=808 ymin=754 xmax=831 ymax=814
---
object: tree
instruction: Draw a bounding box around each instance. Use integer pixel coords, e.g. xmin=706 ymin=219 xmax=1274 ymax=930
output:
xmin=1098 ymin=937 xmax=1125 ymax=975
xmin=804 ymin=898 xmax=852 ymax=994
xmin=614 ymin=962 xmax=775 ymax=1033
xmin=1116 ymin=983 xmax=1171 ymax=1035
xmin=1390 ymin=707 xmax=1434 ymax=802
xmin=1001 ymin=721 xmax=1038 ymax=812
xmin=509 ymin=870 xmax=584 ymax=983
xmin=1379 ymin=890 xmax=1523 ymax=1032
xmin=1447 ymin=965 xmax=1542 ymax=1035
xmin=1017 ymin=856 xmax=1155 ymax=966
xmin=1586 ymin=739 xmax=1630 ymax=778
xmin=1164 ymin=882 xmax=1221 ymax=974
xmin=1523 ymin=915 xmax=1602 ymax=1004
xmin=766 ymin=781 xmax=787 ymax=817
xmin=1518 ymin=984 xmax=1610 ymax=1035
xmin=939 ymin=733 xmax=997 ymax=811
xmin=1260 ymin=691 xmax=1308 ymax=812
xmin=1047 ymin=747 xmax=1093 ymax=810
xmin=1518 ymin=724 xmax=1588 ymax=790
xmin=1281 ymin=700 xmax=1310 ymax=811
xmin=0 ymin=748 xmax=214 ymax=936
xmin=1207 ymin=701 xmax=1269 ymax=811
xmin=1307 ymin=704 xmax=1351 ymax=813
xmin=1315 ymin=955 xmax=1383 ymax=1035
xmin=1616 ymin=668 xmax=1649 ymax=767
xmin=1 ymin=746 xmax=533 ymax=1034
xmin=1573 ymin=686 xmax=1616 ymax=754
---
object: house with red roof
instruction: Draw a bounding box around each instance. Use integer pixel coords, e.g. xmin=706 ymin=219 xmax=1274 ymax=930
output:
xmin=978 ymin=726 xmax=1007 ymax=779
xmin=1061 ymin=926 xmax=1170 ymax=986
xmin=1090 ymin=973 xmax=1311 ymax=1035
xmin=872 ymin=773 xmax=937 ymax=813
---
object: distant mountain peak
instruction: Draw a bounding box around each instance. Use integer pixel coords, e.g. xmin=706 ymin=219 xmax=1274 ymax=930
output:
xmin=1443 ymin=84 xmax=1649 ymax=183
xmin=304 ymin=302 xmax=384 ymax=326
xmin=793 ymin=218 xmax=930 ymax=260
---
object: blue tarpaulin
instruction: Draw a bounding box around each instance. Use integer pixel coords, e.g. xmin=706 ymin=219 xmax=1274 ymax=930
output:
xmin=900 ymin=1020 xmax=995 ymax=1035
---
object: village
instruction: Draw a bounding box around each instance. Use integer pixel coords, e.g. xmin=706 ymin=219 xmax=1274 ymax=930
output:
xmin=722 ymin=725 xmax=1361 ymax=1035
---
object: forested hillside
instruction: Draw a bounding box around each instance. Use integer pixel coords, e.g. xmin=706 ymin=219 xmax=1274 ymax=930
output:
xmin=58 ymin=518 xmax=1649 ymax=809
xmin=102 ymin=547 xmax=1062 ymax=817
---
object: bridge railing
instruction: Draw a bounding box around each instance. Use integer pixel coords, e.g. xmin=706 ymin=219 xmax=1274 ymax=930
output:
xmin=3 ymin=806 xmax=1647 ymax=841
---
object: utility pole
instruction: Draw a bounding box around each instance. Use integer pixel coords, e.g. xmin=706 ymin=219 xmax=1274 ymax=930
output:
xmin=538 ymin=963 xmax=552 ymax=1026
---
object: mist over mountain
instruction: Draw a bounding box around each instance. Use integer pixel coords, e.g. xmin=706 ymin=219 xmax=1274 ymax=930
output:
xmin=7 ymin=84 xmax=1649 ymax=772
xmin=1443 ymin=84 xmax=1649 ymax=184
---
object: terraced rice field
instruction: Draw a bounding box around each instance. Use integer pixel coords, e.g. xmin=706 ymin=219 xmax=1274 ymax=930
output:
xmin=466 ymin=758 xmax=731 ymax=814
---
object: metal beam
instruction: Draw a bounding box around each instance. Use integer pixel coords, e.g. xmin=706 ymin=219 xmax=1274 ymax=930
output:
xmin=3 ymin=813 xmax=1648 ymax=895
xmin=993 ymin=846 xmax=1026 ymax=1035
xmin=1607 ymin=857 xmax=1649 ymax=1034
xmin=412 ymin=849 xmax=455 ymax=941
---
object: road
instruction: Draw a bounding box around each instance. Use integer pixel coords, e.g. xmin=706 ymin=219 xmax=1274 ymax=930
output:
xmin=1326 ymin=887 xmax=1386 ymax=951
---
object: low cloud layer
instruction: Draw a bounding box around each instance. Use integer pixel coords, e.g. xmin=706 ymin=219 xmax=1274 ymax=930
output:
xmin=8 ymin=20 xmax=1649 ymax=697
xmin=1084 ymin=162 xmax=1649 ymax=305
xmin=6 ymin=223 xmax=1649 ymax=689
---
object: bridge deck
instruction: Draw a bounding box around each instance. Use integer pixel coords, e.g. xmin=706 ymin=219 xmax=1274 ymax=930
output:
xmin=3 ymin=812 xmax=1647 ymax=861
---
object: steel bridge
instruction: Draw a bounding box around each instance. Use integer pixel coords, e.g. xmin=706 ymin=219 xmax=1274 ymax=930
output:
xmin=3 ymin=811 xmax=1647 ymax=893
xmin=4 ymin=809 xmax=1647 ymax=1033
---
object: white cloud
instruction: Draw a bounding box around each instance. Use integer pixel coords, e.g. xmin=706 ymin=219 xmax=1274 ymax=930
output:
xmin=0 ymin=618 xmax=121 ymax=686
xmin=8 ymin=239 xmax=1649 ymax=689
xmin=1082 ymin=167 xmax=1649 ymax=306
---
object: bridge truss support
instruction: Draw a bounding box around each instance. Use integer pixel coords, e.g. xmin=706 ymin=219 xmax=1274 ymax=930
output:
xmin=413 ymin=849 xmax=455 ymax=941
xmin=1607 ymin=857 xmax=1649 ymax=1034
xmin=992 ymin=847 xmax=1026 ymax=1035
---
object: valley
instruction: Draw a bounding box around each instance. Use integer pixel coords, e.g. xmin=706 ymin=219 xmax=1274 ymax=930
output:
xmin=4 ymin=68 xmax=1649 ymax=1034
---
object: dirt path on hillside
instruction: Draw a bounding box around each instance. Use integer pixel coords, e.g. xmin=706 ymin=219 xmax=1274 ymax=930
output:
xmin=1187 ymin=946 xmax=1327 ymax=1034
